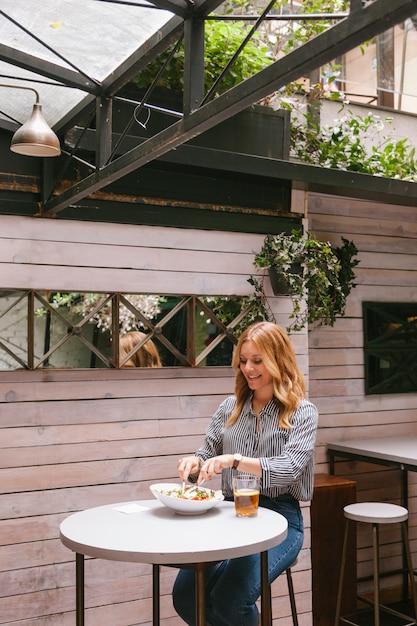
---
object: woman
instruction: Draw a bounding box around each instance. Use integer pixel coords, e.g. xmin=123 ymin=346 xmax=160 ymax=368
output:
xmin=174 ymin=321 xmax=318 ymax=626
xmin=119 ymin=331 xmax=162 ymax=368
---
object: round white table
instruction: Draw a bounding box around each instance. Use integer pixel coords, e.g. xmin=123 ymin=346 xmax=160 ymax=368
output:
xmin=60 ymin=499 xmax=288 ymax=626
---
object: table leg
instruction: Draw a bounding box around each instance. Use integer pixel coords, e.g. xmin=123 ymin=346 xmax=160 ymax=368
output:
xmin=260 ymin=550 xmax=272 ymax=626
xmin=152 ymin=565 xmax=160 ymax=626
xmin=75 ymin=553 xmax=84 ymax=626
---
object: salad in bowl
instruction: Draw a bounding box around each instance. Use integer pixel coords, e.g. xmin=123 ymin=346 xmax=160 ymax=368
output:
xmin=150 ymin=482 xmax=224 ymax=515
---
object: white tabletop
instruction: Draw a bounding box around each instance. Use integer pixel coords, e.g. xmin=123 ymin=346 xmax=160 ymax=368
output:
xmin=328 ymin=435 xmax=417 ymax=468
xmin=60 ymin=500 xmax=288 ymax=565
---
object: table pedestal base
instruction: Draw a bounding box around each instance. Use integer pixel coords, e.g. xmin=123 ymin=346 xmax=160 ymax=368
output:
xmin=74 ymin=552 xmax=272 ymax=626
xmin=154 ymin=552 xmax=271 ymax=626
xmin=76 ymin=553 xmax=84 ymax=626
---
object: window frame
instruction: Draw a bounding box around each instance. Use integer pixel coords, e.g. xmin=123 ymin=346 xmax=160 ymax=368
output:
xmin=363 ymin=301 xmax=417 ymax=395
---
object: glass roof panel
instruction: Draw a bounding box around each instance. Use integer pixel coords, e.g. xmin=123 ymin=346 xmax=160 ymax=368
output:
xmin=0 ymin=0 xmax=175 ymax=128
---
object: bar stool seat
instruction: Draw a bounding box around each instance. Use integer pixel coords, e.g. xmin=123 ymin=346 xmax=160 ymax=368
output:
xmin=335 ymin=502 xmax=417 ymax=626
xmin=345 ymin=502 xmax=409 ymax=524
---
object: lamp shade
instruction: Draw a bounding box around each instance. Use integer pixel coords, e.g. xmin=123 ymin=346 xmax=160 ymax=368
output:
xmin=10 ymin=103 xmax=61 ymax=157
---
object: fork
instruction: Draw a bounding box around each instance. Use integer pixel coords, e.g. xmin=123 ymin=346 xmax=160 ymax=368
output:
xmin=186 ymin=480 xmax=205 ymax=495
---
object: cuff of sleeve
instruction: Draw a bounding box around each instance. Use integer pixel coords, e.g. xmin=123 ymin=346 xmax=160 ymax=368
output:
xmin=259 ymin=457 xmax=269 ymax=488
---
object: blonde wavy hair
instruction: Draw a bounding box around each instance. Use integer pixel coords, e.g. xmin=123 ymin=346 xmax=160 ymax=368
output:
xmin=119 ymin=331 xmax=162 ymax=368
xmin=228 ymin=321 xmax=306 ymax=429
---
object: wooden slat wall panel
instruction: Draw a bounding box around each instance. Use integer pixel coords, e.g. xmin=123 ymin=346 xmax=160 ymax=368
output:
xmin=0 ymin=215 xmax=311 ymax=626
xmin=0 ymin=215 xmax=266 ymax=295
xmin=308 ymin=192 xmax=417 ymax=600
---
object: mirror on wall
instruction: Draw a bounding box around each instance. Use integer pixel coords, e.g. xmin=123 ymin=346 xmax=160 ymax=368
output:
xmin=0 ymin=290 xmax=260 ymax=370
xmin=363 ymin=301 xmax=417 ymax=394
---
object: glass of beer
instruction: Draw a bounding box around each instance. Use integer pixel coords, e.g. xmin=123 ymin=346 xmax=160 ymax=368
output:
xmin=233 ymin=475 xmax=260 ymax=517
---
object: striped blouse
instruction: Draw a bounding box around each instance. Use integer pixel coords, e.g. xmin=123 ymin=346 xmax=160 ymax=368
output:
xmin=195 ymin=395 xmax=319 ymax=502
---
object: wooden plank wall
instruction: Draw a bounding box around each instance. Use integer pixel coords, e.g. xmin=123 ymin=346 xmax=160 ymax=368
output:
xmin=0 ymin=214 xmax=311 ymax=626
xmin=308 ymin=192 xmax=417 ymax=597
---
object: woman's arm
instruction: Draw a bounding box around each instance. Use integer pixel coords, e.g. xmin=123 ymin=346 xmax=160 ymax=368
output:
xmin=261 ymin=401 xmax=318 ymax=489
xmin=198 ymin=454 xmax=262 ymax=483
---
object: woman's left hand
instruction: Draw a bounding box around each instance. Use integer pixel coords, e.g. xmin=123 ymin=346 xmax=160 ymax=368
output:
xmin=199 ymin=454 xmax=234 ymax=483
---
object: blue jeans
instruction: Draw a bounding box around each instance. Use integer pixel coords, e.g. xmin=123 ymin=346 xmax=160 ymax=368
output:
xmin=172 ymin=494 xmax=304 ymax=626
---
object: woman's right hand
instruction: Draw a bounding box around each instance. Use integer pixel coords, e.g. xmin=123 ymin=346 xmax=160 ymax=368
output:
xmin=177 ymin=455 xmax=201 ymax=482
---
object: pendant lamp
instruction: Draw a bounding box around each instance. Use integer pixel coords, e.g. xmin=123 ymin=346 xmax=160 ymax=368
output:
xmin=0 ymin=84 xmax=61 ymax=157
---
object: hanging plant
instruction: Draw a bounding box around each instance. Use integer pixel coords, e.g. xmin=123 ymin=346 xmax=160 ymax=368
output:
xmin=252 ymin=229 xmax=359 ymax=332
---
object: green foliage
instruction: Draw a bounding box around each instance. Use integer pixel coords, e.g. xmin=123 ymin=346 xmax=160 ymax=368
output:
xmin=34 ymin=292 xmax=75 ymax=315
xmin=131 ymin=0 xmax=417 ymax=184
xmin=278 ymin=0 xmax=348 ymax=54
xmin=203 ymin=288 xmax=274 ymax=336
xmin=253 ymin=230 xmax=359 ymax=332
xmin=132 ymin=20 xmax=272 ymax=96
xmin=291 ymin=109 xmax=417 ymax=181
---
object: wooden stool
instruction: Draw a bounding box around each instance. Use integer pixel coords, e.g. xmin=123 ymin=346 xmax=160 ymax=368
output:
xmin=335 ymin=502 xmax=417 ymax=626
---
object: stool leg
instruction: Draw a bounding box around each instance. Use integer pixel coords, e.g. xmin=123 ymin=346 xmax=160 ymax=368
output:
xmin=372 ymin=523 xmax=380 ymax=626
xmin=335 ymin=518 xmax=350 ymax=626
xmin=401 ymin=520 xmax=417 ymax=621
xmin=286 ymin=568 xmax=299 ymax=626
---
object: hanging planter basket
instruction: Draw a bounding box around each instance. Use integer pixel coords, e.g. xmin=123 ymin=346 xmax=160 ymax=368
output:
xmin=252 ymin=231 xmax=360 ymax=332
xmin=268 ymin=264 xmax=302 ymax=296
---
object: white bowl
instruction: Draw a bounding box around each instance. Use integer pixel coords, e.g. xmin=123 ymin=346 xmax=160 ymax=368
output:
xmin=150 ymin=483 xmax=224 ymax=515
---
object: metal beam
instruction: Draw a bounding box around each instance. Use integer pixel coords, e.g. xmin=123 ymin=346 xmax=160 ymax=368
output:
xmin=54 ymin=16 xmax=184 ymax=132
xmin=96 ymin=97 xmax=113 ymax=168
xmin=99 ymin=0 xmax=225 ymax=97
xmin=146 ymin=0 xmax=191 ymax=18
xmin=42 ymin=0 xmax=417 ymax=216
xmin=193 ymin=0 xmax=228 ymax=17
xmin=196 ymin=152 xmax=417 ymax=208
xmin=0 ymin=117 xmax=18 ymax=133
xmin=52 ymin=94 xmax=96 ymax=135
xmin=183 ymin=17 xmax=205 ymax=114
xmin=208 ymin=12 xmax=349 ymax=21
xmin=67 ymin=127 xmax=417 ymax=207
xmin=101 ymin=16 xmax=184 ymax=95
xmin=0 ymin=44 xmax=101 ymax=95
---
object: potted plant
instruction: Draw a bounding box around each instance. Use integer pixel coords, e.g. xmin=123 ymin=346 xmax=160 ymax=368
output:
xmin=252 ymin=229 xmax=359 ymax=332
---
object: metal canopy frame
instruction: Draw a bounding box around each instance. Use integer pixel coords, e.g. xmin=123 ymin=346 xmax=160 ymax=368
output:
xmin=1 ymin=0 xmax=417 ymax=218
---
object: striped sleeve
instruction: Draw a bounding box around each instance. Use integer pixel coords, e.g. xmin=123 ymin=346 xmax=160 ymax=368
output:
xmin=260 ymin=400 xmax=318 ymax=500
